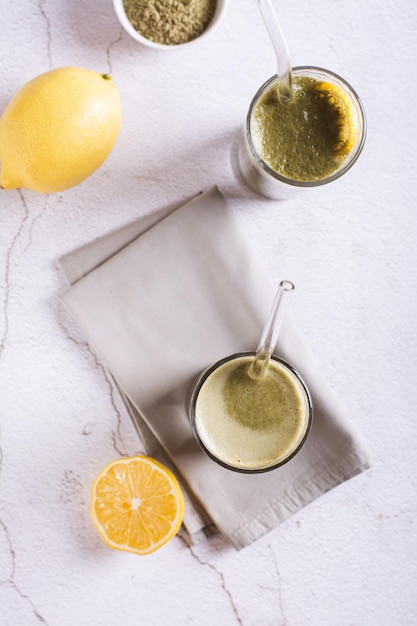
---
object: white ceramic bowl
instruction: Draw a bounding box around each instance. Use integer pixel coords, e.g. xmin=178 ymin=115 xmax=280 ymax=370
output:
xmin=113 ymin=0 xmax=227 ymax=50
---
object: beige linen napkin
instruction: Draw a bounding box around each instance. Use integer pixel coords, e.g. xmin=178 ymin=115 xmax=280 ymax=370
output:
xmin=59 ymin=186 xmax=370 ymax=550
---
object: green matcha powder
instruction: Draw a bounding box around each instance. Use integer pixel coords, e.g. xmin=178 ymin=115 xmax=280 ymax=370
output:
xmin=123 ymin=0 xmax=217 ymax=45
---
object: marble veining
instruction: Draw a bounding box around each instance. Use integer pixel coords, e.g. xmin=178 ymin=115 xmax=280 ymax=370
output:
xmin=1 ymin=0 xmax=416 ymax=624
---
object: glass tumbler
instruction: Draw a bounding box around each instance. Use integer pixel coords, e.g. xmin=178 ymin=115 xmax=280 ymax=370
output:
xmin=237 ymin=66 xmax=367 ymax=200
xmin=189 ymin=352 xmax=313 ymax=473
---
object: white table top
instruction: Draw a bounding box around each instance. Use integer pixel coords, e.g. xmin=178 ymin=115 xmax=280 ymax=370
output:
xmin=1 ymin=1 xmax=416 ymax=624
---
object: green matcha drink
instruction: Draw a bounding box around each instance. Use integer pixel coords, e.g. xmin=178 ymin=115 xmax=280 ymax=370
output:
xmin=238 ymin=67 xmax=366 ymax=199
xmin=190 ymin=353 xmax=312 ymax=473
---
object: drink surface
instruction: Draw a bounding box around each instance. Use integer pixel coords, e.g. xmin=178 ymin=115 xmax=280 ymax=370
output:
xmin=193 ymin=355 xmax=310 ymax=471
xmin=251 ymin=75 xmax=357 ymax=182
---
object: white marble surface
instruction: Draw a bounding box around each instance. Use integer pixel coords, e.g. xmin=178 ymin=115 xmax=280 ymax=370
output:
xmin=0 ymin=1 xmax=416 ymax=625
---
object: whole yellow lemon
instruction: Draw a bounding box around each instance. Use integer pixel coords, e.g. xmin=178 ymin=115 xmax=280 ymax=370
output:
xmin=0 ymin=67 xmax=121 ymax=193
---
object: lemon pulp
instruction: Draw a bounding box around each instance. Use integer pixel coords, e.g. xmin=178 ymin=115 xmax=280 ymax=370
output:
xmin=90 ymin=456 xmax=185 ymax=555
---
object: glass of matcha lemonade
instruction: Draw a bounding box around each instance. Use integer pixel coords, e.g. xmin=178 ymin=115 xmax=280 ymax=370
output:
xmin=189 ymin=352 xmax=312 ymax=473
xmin=189 ymin=281 xmax=313 ymax=473
xmin=238 ymin=66 xmax=366 ymax=199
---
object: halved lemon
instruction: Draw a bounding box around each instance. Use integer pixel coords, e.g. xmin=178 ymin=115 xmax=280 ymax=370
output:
xmin=90 ymin=456 xmax=185 ymax=555
xmin=313 ymin=81 xmax=358 ymax=155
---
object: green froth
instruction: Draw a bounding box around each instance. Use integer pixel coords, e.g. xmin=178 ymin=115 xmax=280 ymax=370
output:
xmin=194 ymin=355 xmax=310 ymax=470
xmin=252 ymin=76 xmax=345 ymax=182
xmin=222 ymin=362 xmax=296 ymax=431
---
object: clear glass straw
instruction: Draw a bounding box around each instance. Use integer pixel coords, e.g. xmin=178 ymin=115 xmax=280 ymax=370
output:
xmin=256 ymin=0 xmax=293 ymax=104
xmin=249 ymin=280 xmax=295 ymax=378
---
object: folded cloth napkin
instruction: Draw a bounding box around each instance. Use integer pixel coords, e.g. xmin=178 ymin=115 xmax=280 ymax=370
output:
xmin=59 ymin=186 xmax=370 ymax=550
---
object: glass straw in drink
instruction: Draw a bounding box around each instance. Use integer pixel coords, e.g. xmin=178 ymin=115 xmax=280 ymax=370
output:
xmin=256 ymin=0 xmax=293 ymax=103
xmin=249 ymin=279 xmax=295 ymax=378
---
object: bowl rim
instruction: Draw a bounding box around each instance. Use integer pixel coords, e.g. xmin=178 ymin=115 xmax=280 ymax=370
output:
xmin=112 ymin=0 xmax=227 ymax=50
